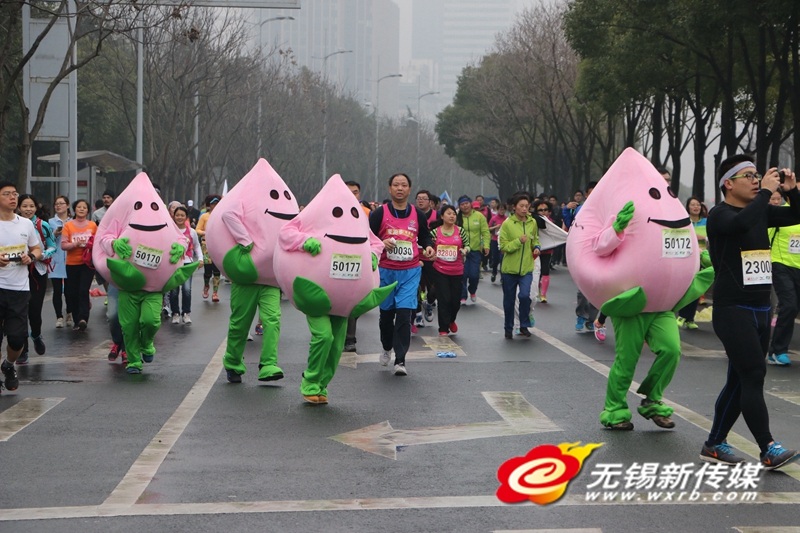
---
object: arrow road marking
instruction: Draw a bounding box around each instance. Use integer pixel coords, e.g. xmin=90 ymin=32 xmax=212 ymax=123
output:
xmin=339 ymin=335 xmax=466 ymax=368
xmin=0 ymin=398 xmax=64 ymax=441
xmin=330 ymin=391 xmax=561 ymax=459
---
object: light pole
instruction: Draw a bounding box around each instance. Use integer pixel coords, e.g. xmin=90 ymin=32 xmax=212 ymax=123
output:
xmin=320 ymin=49 xmax=352 ymax=187
xmin=256 ymin=15 xmax=294 ymax=159
xmin=416 ymin=90 xmax=439 ymax=181
xmin=373 ymin=73 xmax=402 ymax=201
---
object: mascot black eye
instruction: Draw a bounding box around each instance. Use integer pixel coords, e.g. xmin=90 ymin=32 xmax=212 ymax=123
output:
xmin=134 ymin=201 xmax=143 ymax=210
xmin=332 ymin=207 xmax=343 ymax=218
xmin=270 ymin=190 xmax=279 ymax=200
xmin=151 ymin=202 xmax=159 ymax=211
xmin=284 ymin=191 xmax=291 ymax=200
xmin=648 ymin=188 xmax=661 ymax=199
xmin=351 ymin=207 xmax=360 ymax=218
xmin=667 ymin=187 xmax=677 ymax=198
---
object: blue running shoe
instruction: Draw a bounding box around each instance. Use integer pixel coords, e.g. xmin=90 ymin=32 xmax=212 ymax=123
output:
xmin=768 ymin=353 xmax=791 ymax=366
xmin=16 ymin=351 xmax=29 ymax=365
xmin=575 ymin=317 xmax=586 ymax=331
xmin=226 ymin=369 xmax=242 ymax=383
xmin=126 ymin=367 xmax=141 ymax=374
xmin=143 ymin=354 xmax=154 ymax=363
xmin=700 ymin=442 xmax=746 ymax=465
xmin=761 ymin=442 xmax=799 ymax=470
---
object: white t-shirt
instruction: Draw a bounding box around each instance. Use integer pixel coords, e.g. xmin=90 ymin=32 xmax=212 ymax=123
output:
xmin=0 ymin=216 xmax=41 ymax=291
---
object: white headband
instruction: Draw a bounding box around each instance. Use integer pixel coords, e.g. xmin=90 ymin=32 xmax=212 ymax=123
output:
xmin=719 ymin=161 xmax=756 ymax=188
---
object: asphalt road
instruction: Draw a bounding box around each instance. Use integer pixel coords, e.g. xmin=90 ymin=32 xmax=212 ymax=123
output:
xmin=2 ymin=266 xmax=800 ymax=533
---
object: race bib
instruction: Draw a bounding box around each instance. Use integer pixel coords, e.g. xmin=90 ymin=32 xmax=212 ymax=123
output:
xmin=662 ymin=229 xmax=692 ymax=258
xmin=741 ymin=250 xmax=771 ymax=285
xmin=133 ymin=244 xmax=164 ymax=269
xmin=330 ymin=253 xmax=361 ymax=280
xmin=0 ymin=244 xmax=25 ymax=266
xmin=72 ymin=231 xmax=92 ymax=246
xmin=789 ymin=234 xmax=800 ymax=254
xmin=436 ymin=244 xmax=459 ymax=262
xmin=386 ymin=240 xmax=414 ymax=262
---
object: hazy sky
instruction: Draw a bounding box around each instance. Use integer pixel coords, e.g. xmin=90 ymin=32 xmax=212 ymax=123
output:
xmin=394 ymin=0 xmax=541 ymax=65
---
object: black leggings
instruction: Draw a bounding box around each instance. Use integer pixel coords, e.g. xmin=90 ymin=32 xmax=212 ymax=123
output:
xmin=379 ymin=308 xmax=412 ymax=365
xmin=707 ymin=305 xmax=773 ymax=452
xmin=540 ymin=254 xmax=551 ymax=276
xmin=51 ymin=278 xmax=71 ymax=318
xmin=434 ymin=270 xmax=462 ymax=333
xmin=65 ymin=264 xmax=94 ymax=323
xmin=27 ymin=268 xmax=47 ymax=339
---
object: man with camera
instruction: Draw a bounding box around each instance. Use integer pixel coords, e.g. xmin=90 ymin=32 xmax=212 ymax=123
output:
xmin=0 ymin=181 xmax=43 ymax=392
xmin=701 ymin=155 xmax=799 ymax=470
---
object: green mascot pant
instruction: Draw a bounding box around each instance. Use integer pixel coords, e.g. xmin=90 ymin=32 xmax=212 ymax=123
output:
xmin=301 ymin=315 xmax=348 ymax=397
xmin=600 ymin=311 xmax=680 ymax=426
xmin=223 ymin=283 xmax=282 ymax=379
xmin=119 ymin=291 xmax=163 ymax=371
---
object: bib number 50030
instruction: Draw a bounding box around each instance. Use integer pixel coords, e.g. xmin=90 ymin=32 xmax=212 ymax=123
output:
xmin=387 ymin=240 xmax=414 ymax=262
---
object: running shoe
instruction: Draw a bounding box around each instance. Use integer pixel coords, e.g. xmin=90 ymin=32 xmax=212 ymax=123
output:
xmin=212 ymin=292 xmax=220 ymax=303
xmin=450 ymin=322 xmax=458 ymax=333
xmin=594 ymin=321 xmax=606 ymax=342
xmin=760 ymin=442 xmax=799 ymax=470
xmin=460 ymin=298 xmax=467 ymax=305
xmin=424 ymin=302 xmax=434 ymax=322
xmin=540 ymin=296 xmax=547 ymax=303
xmin=202 ymin=286 xmax=209 ymax=299
xmin=143 ymin=354 xmax=154 ymax=363
xmin=698 ymin=295 xmax=706 ymax=305
xmin=172 ymin=314 xmax=180 ymax=324
xmin=575 ymin=317 xmax=586 ymax=331
xmin=2 ymin=360 xmax=19 ymax=390
xmin=519 ymin=327 xmax=532 ymax=338
xmin=380 ymin=350 xmax=392 ymax=366
xmin=108 ymin=343 xmax=119 ymax=361
xmin=491 ymin=274 xmax=496 ymax=282
xmin=317 ymin=394 xmax=328 ymax=404
xmin=676 ymin=316 xmax=687 ymax=328
xmin=768 ymin=353 xmax=791 ymax=365
xmin=700 ymin=442 xmax=746 ymax=465
xmin=439 ymin=331 xmax=448 ymax=336
xmin=394 ymin=363 xmax=408 ymax=376
xmin=640 ymin=399 xmax=675 ymax=428
xmin=414 ymin=313 xmax=425 ymax=327
xmin=183 ymin=313 xmax=192 ymax=325
xmin=505 ymin=331 xmax=512 ymax=339
xmin=584 ymin=321 xmax=594 ymax=332
xmin=56 ymin=317 xmax=64 ymax=329
xmin=120 ymin=352 xmax=128 ymax=365
xmin=78 ymin=320 xmax=87 ymax=331
xmin=411 ymin=323 xmax=418 ymax=334
xmin=126 ymin=367 xmax=141 ymax=374
xmin=32 ymin=335 xmax=46 ymax=355
xmin=226 ymin=369 xmax=242 ymax=383
xmin=470 ymin=293 xmax=477 ymax=302
xmin=104 ymin=297 xmax=108 ymax=306
xmin=343 ymin=343 xmax=356 ymax=352
xmin=606 ymin=421 xmax=634 ymax=430
xmin=303 ymin=395 xmax=321 ymax=404
xmin=16 ymin=351 xmax=28 ymax=365
xmin=255 ymin=323 xmax=264 ymax=335
xmin=514 ymin=327 xmax=520 ymax=335
xmin=65 ymin=313 xmax=74 ymax=328
xmin=686 ymin=321 xmax=699 ymax=330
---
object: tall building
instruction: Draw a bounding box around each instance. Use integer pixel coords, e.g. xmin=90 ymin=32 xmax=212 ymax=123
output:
xmin=259 ymin=0 xmax=400 ymax=117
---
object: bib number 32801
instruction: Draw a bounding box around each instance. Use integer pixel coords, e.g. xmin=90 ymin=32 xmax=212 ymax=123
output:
xmin=741 ymin=250 xmax=771 ymax=285
xmin=662 ymin=229 xmax=692 ymax=258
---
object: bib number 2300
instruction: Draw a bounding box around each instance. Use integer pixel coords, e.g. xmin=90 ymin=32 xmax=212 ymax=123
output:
xmin=741 ymin=250 xmax=771 ymax=285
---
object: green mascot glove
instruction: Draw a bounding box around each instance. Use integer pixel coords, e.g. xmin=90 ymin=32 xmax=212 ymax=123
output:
xmin=700 ymin=249 xmax=711 ymax=269
xmin=170 ymin=243 xmax=186 ymax=264
xmin=222 ymin=243 xmax=257 ymax=285
xmin=303 ymin=237 xmax=321 ymax=257
xmin=112 ymin=237 xmax=132 ymax=260
xmin=372 ymin=252 xmax=378 ymax=271
xmin=613 ymin=201 xmax=635 ymax=233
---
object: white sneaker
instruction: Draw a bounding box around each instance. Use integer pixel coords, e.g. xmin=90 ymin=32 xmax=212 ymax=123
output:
xmin=394 ymin=363 xmax=408 ymax=376
xmin=172 ymin=314 xmax=180 ymax=324
xmin=56 ymin=317 xmax=64 ymax=329
xmin=415 ymin=313 xmax=424 ymax=327
xmin=380 ymin=350 xmax=392 ymax=366
xmin=65 ymin=313 xmax=74 ymax=328
xmin=183 ymin=313 xmax=191 ymax=325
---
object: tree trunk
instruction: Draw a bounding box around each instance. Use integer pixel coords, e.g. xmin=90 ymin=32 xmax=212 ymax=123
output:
xmin=651 ymin=95 xmax=664 ymax=167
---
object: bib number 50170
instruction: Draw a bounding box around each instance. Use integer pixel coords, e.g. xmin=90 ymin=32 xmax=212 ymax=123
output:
xmin=741 ymin=250 xmax=771 ymax=286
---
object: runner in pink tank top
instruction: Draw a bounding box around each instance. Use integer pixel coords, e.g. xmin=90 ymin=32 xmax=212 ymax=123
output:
xmin=430 ymin=205 xmax=470 ymax=335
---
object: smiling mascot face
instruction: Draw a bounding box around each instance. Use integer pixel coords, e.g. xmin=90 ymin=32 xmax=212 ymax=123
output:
xmin=274 ymin=174 xmax=381 ymax=317
xmin=206 ymin=159 xmax=299 ymax=287
xmin=93 ymin=172 xmax=188 ymax=293
xmin=566 ymin=148 xmax=699 ymax=312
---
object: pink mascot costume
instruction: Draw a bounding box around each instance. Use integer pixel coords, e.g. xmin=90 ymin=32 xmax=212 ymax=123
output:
xmin=274 ymin=175 xmax=394 ymax=404
xmin=205 ymin=159 xmax=298 ymax=383
xmin=566 ymin=148 xmax=713 ymax=429
xmin=93 ymin=173 xmax=196 ymax=373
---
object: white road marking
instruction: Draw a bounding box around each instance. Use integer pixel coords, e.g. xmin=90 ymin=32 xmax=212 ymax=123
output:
xmin=680 ymin=341 xmax=726 ymax=358
xmin=735 ymin=528 xmax=800 ymax=533
xmin=100 ymin=338 xmax=225 ymax=507
xmin=22 ymin=340 xmax=111 ymax=365
xmin=0 ymin=398 xmax=64 ymax=441
xmin=474 ymin=297 xmax=800 ymax=483
xmin=330 ymin=391 xmax=560 ymax=459
xmin=767 ymin=390 xmax=800 ymax=408
xmin=494 ymin=530 xmax=603 ymax=533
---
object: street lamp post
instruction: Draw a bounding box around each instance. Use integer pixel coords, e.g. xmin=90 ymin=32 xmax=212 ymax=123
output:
xmin=373 ymin=73 xmax=402 ymax=201
xmin=416 ymin=90 xmax=439 ymax=182
xmin=320 ymin=49 xmax=353 ymax=187
xmin=256 ymin=15 xmax=294 ymax=160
